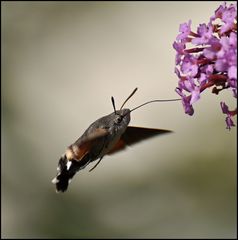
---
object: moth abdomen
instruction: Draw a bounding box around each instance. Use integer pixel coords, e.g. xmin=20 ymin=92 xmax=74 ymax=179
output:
xmin=52 ymin=154 xmax=90 ymax=192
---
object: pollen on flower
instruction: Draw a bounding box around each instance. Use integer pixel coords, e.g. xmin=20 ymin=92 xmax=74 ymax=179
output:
xmin=173 ymin=2 xmax=237 ymax=130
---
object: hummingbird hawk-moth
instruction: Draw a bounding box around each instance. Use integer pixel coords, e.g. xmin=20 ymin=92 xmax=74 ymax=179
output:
xmin=52 ymin=88 xmax=179 ymax=192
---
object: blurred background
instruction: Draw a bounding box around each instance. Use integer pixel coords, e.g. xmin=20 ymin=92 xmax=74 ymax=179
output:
xmin=2 ymin=1 xmax=236 ymax=238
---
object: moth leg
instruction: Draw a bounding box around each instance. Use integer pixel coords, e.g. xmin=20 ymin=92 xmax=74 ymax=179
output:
xmin=89 ymin=156 xmax=104 ymax=172
xmin=89 ymin=134 xmax=108 ymax=172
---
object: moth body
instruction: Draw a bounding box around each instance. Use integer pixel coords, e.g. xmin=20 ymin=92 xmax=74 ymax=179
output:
xmin=52 ymin=88 xmax=174 ymax=193
xmin=52 ymin=109 xmax=131 ymax=192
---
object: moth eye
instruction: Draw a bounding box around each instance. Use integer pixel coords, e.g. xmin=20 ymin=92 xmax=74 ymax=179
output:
xmin=115 ymin=115 xmax=123 ymax=124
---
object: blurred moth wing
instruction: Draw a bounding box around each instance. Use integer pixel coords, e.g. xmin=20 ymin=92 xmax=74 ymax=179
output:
xmin=66 ymin=128 xmax=109 ymax=161
xmin=108 ymin=126 xmax=172 ymax=155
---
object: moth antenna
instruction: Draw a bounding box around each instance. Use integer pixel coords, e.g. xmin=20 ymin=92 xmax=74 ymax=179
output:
xmin=120 ymin=87 xmax=138 ymax=110
xmin=111 ymin=96 xmax=117 ymax=114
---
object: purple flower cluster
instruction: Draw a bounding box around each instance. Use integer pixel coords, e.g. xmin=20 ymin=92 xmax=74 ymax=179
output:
xmin=173 ymin=2 xmax=237 ymax=130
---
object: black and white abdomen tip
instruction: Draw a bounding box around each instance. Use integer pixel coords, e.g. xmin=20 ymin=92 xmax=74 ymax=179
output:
xmin=52 ymin=155 xmax=76 ymax=192
xmin=52 ymin=153 xmax=90 ymax=192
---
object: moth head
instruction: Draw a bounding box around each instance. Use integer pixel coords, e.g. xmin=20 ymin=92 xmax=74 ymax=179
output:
xmin=110 ymin=87 xmax=180 ymax=127
xmin=110 ymin=89 xmax=136 ymax=128
xmin=113 ymin=109 xmax=130 ymax=125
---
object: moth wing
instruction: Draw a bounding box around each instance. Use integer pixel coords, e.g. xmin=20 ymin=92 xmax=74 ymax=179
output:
xmin=107 ymin=126 xmax=172 ymax=155
xmin=78 ymin=128 xmax=109 ymax=145
xmin=71 ymin=128 xmax=109 ymax=161
xmin=107 ymin=138 xmax=126 ymax=155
